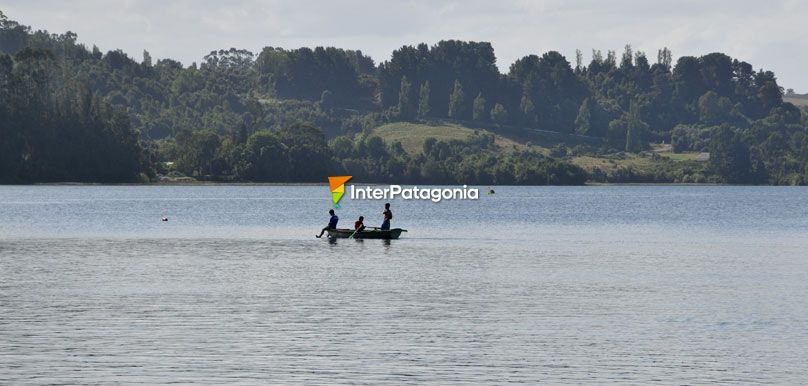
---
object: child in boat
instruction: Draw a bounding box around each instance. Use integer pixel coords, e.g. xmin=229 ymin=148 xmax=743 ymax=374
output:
xmin=381 ymin=203 xmax=392 ymax=230
xmin=316 ymin=209 xmax=339 ymax=238
xmin=354 ymin=216 xmax=365 ymax=232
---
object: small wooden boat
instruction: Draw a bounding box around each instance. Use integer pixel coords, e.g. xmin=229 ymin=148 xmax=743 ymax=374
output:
xmin=327 ymin=227 xmax=407 ymax=239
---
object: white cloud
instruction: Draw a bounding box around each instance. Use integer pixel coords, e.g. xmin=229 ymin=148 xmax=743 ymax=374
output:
xmin=3 ymin=0 xmax=807 ymax=90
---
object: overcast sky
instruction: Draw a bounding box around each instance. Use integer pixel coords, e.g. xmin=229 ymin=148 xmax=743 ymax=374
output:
xmin=4 ymin=0 xmax=807 ymax=91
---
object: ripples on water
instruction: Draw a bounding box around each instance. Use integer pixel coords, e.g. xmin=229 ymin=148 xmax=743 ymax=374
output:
xmin=1 ymin=185 xmax=807 ymax=384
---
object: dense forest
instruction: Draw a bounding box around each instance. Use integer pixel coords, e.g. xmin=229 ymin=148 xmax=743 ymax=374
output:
xmin=1 ymin=11 xmax=807 ymax=185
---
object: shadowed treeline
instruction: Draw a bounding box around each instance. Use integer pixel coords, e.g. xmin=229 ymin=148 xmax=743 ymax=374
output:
xmin=1 ymin=10 xmax=806 ymax=184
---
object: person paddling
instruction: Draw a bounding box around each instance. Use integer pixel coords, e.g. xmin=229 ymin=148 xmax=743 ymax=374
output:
xmin=316 ymin=209 xmax=339 ymax=238
xmin=354 ymin=216 xmax=365 ymax=232
xmin=348 ymin=215 xmax=366 ymax=239
xmin=380 ymin=203 xmax=392 ymax=230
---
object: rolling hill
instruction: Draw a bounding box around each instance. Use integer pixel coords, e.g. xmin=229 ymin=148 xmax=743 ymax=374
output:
xmin=369 ymin=121 xmax=706 ymax=181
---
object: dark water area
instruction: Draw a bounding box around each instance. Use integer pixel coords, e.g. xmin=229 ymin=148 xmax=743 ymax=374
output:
xmin=1 ymin=185 xmax=807 ymax=384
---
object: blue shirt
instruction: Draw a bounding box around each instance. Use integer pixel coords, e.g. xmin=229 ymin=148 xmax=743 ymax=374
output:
xmin=328 ymin=215 xmax=339 ymax=229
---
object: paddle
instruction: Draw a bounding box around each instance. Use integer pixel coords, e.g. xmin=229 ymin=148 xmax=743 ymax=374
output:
xmin=348 ymin=226 xmax=364 ymax=239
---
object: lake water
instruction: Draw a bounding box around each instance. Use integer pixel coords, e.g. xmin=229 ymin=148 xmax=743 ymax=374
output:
xmin=1 ymin=185 xmax=807 ymax=384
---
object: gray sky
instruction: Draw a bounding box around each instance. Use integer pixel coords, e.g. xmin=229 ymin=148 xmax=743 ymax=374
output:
xmin=4 ymin=0 xmax=807 ymax=91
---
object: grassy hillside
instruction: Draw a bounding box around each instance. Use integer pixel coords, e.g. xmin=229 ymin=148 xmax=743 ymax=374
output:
xmin=571 ymin=154 xmax=655 ymax=173
xmin=785 ymin=95 xmax=808 ymax=107
xmin=371 ymin=122 xmax=534 ymax=154
xmin=655 ymin=151 xmax=703 ymax=161
xmin=370 ymin=121 xmax=708 ymax=182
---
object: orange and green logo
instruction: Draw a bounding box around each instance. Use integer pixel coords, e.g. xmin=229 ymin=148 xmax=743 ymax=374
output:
xmin=328 ymin=176 xmax=352 ymax=208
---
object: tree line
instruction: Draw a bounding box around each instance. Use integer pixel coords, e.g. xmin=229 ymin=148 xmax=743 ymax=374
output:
xmin=0 ymin=47 xmax=143 ymax=182
xmin=1 ymin=11 xmax=807 ymax=184
xmin=164 ymin=124 xmax=587 ymax=185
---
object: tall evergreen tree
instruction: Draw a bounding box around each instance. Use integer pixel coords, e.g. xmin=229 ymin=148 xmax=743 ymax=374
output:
xmin=520 ymin=94 xmax=536 ymax=126
xmin=605 ymin=50 xmax=617 ymax=68
xmin=657 ymin=47 xmax=672 ymax=70
xmin=397 ymin=75 xmax=414 ymax=119
xmin=448 ymin=79 xmax=465 ymax=119
xmin=473 ymin=92 xmax=487 ymax=121
xmin=625 ymin=102 xmax=645 ymax=152
xmin=575 ymin=98 xmax=592 ymax=135
xmin=620 ymin=44 xmax=633 ymax=69
xmin=417 ymin=81 xmax=431 ymax=118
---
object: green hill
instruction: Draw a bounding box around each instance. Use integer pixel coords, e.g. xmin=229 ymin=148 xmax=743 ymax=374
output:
xmin=370 ymin=122 xmax=533 ymax=154
xmin=370 ymin=121 xmax=708 ymax=182
xmin=785 ymin=95 xmax=808 ymax=107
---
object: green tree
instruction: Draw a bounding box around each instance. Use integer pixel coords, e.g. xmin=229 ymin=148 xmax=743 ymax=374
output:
xmin=472 ymin=92 xmax=487 ymax=121
xmin=329 ymin=136 xmax=354 ymax=159
xmin=175 ymin=130 xmax=221 ymax=176
xmin=235 ymin=131 xmax=284 ymax=181
xmin=0 ymin=11 xmax=30 ymax=54
xmin=672 ymin=56 xmax=704 ymax=111
xmin=708 ymin=125 xmax=762 ymax=183
xmin=423 ymin=137 xmax=437 ymax=154
xmin=520 ymin=94 xmax=536 ymax=126
xmin=397 ymin=75 xmax=414 ymax=119
xmin=757 ymin=80 xmax=782 ymax=112
xmin=417 ymin=80 xmax=431 ymax=118
xmin=142 ymin=50 xmax=152 ymax=67
xmin=620 ymin=44 xmax=633 ymax=69
xmin=319 ymin=89 xmax=335 ymax=110
xmin=448 ymin=79 xmax=464 ymax=119
xmin=605 ymin=50 xmax=617 ymax=68
xmin=657 ymin=47 xmax=672 ymax=70
xmin=509 ymin=51 xmax=585 ymax=132
xmin=625 ymin=102 xmax=646 ymax=152
xmin=490 ymin=103 xmax=508 ymax=124
xmin=698 ymin=91 xmax=732 ymax=125
xmin=700 ymin=53 xmax=734 ymax=98
xmin=276 ymin=123 xmax=332 ymax=181
xmin=575 ymin=98 xmax=592 ymax=135
xmin=0 ymin=48 xmax=143 ymax=183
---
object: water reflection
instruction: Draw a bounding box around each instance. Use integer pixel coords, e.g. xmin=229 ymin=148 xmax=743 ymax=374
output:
xmin=325 ymin=237 xmax=395 ymax=248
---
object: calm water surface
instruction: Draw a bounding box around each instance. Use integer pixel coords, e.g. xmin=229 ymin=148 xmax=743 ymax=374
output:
xmin=1 ymin=185 xmax=807 ymax=384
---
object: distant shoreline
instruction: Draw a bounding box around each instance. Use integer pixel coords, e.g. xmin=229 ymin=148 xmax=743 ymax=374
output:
xmin=27 ymin=182 xmax=330 ymax=186
xmin=6 ymin=181 xmax=796 ymax=187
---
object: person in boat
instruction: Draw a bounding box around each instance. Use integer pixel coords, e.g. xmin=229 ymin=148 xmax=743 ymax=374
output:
xmin=354 ymin=216 xmax=365 ymax=232
xmin=380 ymin=203 xmax=392 ymax=230
xmin=316 ymin=209 xmax=339 ymax=238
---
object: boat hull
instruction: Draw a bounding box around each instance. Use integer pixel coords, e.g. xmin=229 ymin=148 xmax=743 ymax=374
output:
xmin=327 ymin=228 xmax=406 ymax=239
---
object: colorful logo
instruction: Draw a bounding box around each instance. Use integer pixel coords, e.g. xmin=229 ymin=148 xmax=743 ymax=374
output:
xmin=328 ymin=176 xmax=352 ymax=208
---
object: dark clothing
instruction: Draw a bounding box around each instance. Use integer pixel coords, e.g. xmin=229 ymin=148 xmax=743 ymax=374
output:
xmin=354 ymin=220 xmax=364 ymax=230
xmin=317 ymin=213 xmax=340 ymax=238
xmin=381 ymin=208 xmax=392 ymax=230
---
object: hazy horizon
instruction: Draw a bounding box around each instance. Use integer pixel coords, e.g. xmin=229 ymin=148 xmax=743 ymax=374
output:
xmin=3 ymin=0 xmax=807 ymax=92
